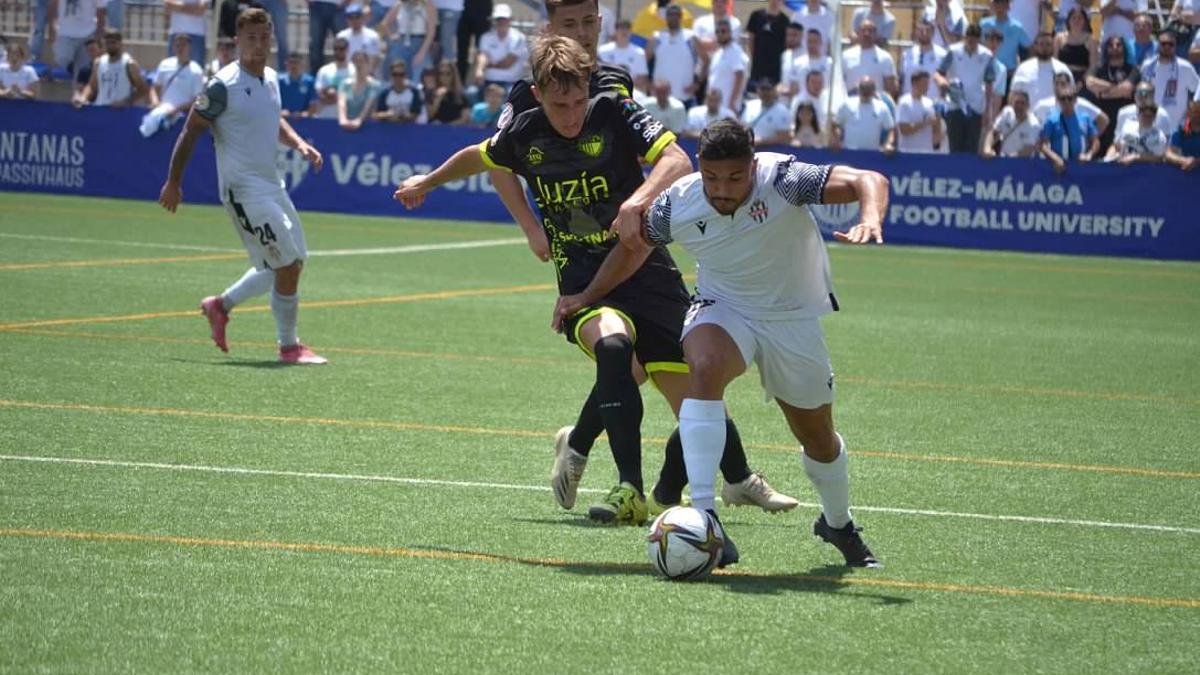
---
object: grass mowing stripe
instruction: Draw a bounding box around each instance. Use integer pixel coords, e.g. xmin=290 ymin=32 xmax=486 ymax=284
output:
xmin=0 ymin=252 xmax=246 ymax=271
xmin=0 ymin=232 xmax=241 ymax=252
xmin=2 ymin=526 xmax=1197 ymax=609
xmin=309 ymin=239 xmax=526 ymax=256
xmin=834 ymin=248 xmax=1200 ymax=280
xmin=840 ymin=375 xmax=1200 ymax=407
xmin=4 ymin=453 xmax=1198 ymax=535
xmin=2 ymin=397 xmax=1196 ymax=480
xmin=0 ymin=283 xmax=554 ymax=330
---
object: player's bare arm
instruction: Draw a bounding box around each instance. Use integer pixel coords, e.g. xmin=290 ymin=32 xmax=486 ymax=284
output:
xmin=158 ymin=109 xmax=213 ymax=212
xmin=610 ymin=142 xmax=691 ymax=245
xmin=393 ymin=144 xmax=487 ymax=209
xmin=278 ymin=117 xmax=323 ymax=172
xmin=551 ymin=243 xmax=652 ymax=333
xmin=821 ymin=165 xmax=889 ymax=244
xmin=491 ymin=169 xmax=550 ymax=261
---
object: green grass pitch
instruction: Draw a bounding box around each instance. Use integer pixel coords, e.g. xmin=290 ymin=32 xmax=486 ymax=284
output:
xmin=1 ymin=192 xmax=1197 ymax=673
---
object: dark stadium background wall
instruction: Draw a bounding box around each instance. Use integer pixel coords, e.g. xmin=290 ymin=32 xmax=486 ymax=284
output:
xmin=0 ymin=100 xmax=1196 ymax=262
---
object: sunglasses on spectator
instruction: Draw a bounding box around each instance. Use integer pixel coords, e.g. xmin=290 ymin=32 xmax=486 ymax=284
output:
xmin=1057 ymin=95 xmax=1075 ymax=102
xmin=1159 ymin=40 xmax=1176 ymax=47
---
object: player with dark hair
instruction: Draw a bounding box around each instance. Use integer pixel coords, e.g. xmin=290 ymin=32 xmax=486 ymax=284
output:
xmin=553 ymin=120 xmax=889 ymax=567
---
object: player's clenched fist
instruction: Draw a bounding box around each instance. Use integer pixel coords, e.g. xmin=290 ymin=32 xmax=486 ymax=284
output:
xmin=394 ymin=175 xmax=430 ymax=209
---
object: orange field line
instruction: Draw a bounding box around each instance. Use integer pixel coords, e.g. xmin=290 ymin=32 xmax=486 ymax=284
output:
xmin=1 ymin=397 xmax=1195 ymax=480
xmin=0 ymin=252 xmax=246 ymax=271
xmin=3 ymin=527 xmax=1196 ymax=609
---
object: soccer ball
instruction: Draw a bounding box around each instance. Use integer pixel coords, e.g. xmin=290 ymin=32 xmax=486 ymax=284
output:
xmin=646 ymin=506 xmax=725 ymax=581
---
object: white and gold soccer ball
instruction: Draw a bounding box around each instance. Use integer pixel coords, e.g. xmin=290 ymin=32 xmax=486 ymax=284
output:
xmin=646 ymin=506 xmax=725 ymax=581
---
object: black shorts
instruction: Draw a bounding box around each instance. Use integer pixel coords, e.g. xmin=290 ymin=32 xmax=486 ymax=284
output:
xmin=561 ymin=285 xmax=689 ymax=375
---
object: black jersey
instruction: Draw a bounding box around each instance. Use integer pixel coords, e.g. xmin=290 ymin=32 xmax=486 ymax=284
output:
xmin=496 ymin=63 xmax=634 ymax=130
xmin=480 ymin=92 xmax=683 ymax=296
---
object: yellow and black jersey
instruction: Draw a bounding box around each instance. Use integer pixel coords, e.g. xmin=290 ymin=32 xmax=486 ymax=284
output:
xmin=480 ymin=92 xmax=681 ymax=296
xmin=496 ymin=63 xmax=634 ymax=130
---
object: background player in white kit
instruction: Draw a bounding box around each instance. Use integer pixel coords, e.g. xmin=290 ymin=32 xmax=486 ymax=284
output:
xmin=554 ymin=120 xmax=888 ymax=568
xmin=158 ymin=8 xmax=328 ymax=365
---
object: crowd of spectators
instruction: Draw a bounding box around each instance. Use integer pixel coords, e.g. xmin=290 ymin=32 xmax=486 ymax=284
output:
xmin=5 ymin=0 xmax=1199 ymax=168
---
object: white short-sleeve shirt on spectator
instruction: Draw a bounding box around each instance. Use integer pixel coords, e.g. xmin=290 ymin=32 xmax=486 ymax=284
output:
xmin=642 ymin=96 xmax=688 ymax=134
xmin=57 ymin=0 xmax=102 ymax=38
xmin=991 ymin=105 xmax=1041 ymax=155
xmin=598 ymin=42 xmax=649 ymax=79
xmin=784 ymin=54 xmax=832 ymax=93
xmin=652 ymin=28 xmax=698 ymax=101
xmin=1032 ymin=94 xmax=1103 ymax=123
xmin=1012 ymin=57 xmax=1074 ymax=108
xmin=337 ymin=27 xmax=383 ymax=62
xmin=168 ymin=0 xmax=208 ymax=36
xmin=0 ymin=63 xmax=39 ymax=91
xmin=686 ymin=104 xmax=737 ymax=135
xmin=692 ymin=14 xmax=742 ymax=44
xmin=479 ymin=28 xmax=529 ymax=83
xmin=314 ymin=61 xmax=356 ymax=118
xmin=743 ymin=99 xmax=793 ymax=141
xmin=896 ymin=93 xmax=938 ymax=153
xmin=836 ymin=97 xmax=894 ymax=150
xmin=154 ymin=56 xmax=206 ymax=107
xmin=1114 ymin=117 xmax=1169 ymax=158
xmin=842 ymin=45 xmax=897 ymax=94
xmin=902 ymin=44 xmax=946 ymax=94
xmin=707 ymin=43 xmax=749 ymax=111
xmin=1010 ymin=0 xmax=1042 ymax=42
xmin=851 ymin=8 xmax=897 ymax=40
xmin=1100 ymin=0 xmax=1147 ymax=43
xmin=1140 ymin=57 xmax=1200 ymax=130
xmin=795 ymin=5 xmax=834 ymax=53
xmin=1114 ymin=102 xmax=1174 ymax=137
xmin=939 ymin=43 xmax=997 ymax=114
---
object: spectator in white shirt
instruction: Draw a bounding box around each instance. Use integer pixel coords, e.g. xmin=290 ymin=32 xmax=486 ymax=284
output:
xmin=647 ymin=4 xmax=699 ymax=104
xmin=903 ymin=19 xmax=948 ymax=95
xmin=706 ymin=17 xmax=748 ymax=113
xmin=473 ymin=3 xmax=528 ymax=91
xmin=338 ymin=4 xmax=383 ymax=77
xmin=852 ymin=0 xmax=897 ymax=46
xmin=925 ymin=0 xmax=966 ymax=49
xmin=693 ymin=0 xmax=741 ymax=57
xmin=1100 ymin=0 xmax=1144 ymax=44
xmin=599 ymin=20 xmax=650 ymax=94
xmin=684 ymin=86 xmax=737 ymax=138
xmin=1012 ymin=31 xmax=1075 ymax=106
xmin=779 ymin=21 xmax=805 ymax=82
xmin=49 ymin=0 xmax=106 ymax=76
xmin=795 ymin=0 xmax=834 ymax=55
xmin=0 ymin=43 xmax=39 ymax=99
xmin=982 ymin=87 xmax=1041 ymax=156
xmin=1032 ymin=71 xmax=1109 ymax=132
xmin=743 ymin=78 xmax=793 ymax=146
xmin=164 ymin=0 xmax=207 ymax=64
xmin=140 ymin=33 xmax=205 ymax=137
xmin=831 ymin=76 xmax=896 ymax=152
xmin=1105 ymin=100 xmax=1169 ymax=162
xmin=791 ymin=69 xmax=837 ymax=130
xmin=842 ymin=20 xmax=899 ymax=100
xmin=1140 ymin=29 xmax=1200 ymax=130
xmin=315 ymin=37 xmax=357 ymax=119
xmin=781 ymin=28 xmax=832 ymax=100
xmin=642 ymin=79 xmax=688 ymax=133
xmin=1115 ymin=81 xmax=1174 ymax=138
xmin=206 ymin=36 xmax=235 ymax=78
xmin=936 ymin=22 xmax=996 ymax=152
xmin=896 ymin=70 xmax=943 ymax=153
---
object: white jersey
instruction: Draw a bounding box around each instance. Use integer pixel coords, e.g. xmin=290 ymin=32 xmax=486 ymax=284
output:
xmin=1114 ymin=118 xmax=1168 ymax=158
xmin=154 ymin=56 xmax=206 ymax=108
xmin=646 ymin=152 xmax=836 ymax=320
xmin=196 ymin=62 xmax=284 ymax=199
xmin=1140 ymin=57 xmax=1200 ymax=130
xmin=95 ymin=53 xmax=134 ymax=106
xmin=598 ymin=42 xmax=648 ymax=79
xmin=990 ymin=106 xmax=1041 ymax=156
xmin=1114 ymin=103 xmax=1173 ymax=138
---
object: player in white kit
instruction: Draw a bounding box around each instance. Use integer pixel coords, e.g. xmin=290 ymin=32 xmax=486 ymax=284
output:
xmin=553 ymin=120 xmax=888 ymax=567
xmin=158 ymin=8 xmax=328 ymax=365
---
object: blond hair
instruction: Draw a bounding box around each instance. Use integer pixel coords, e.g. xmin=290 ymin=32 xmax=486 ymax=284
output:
xmin=530 ymin=35 xmax=594 ymax=93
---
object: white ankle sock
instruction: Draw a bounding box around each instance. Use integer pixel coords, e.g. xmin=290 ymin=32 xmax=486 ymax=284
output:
xmin=222 ymin=268 xmax=274 ymax=310
xmin=270 ymin=289 xmax=299 ymax=347
xmin=802 ymin=432 xmax=852 ymax=529
xmin=679 ymin=398 xmax=727 ymax=512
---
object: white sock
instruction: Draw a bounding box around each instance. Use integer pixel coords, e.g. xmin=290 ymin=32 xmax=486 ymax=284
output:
xmin=222 ymin=268 xmax=274 ymax=310
xmin=802 ymin=432 xmax=852 ymax=529
xmin=270 ymin=289 xmax=299 ymax=347
xmin=679 ymin=398 xmax=727 ymax=513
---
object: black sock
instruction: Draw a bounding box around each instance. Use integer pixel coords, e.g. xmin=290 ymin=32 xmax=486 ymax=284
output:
xmin=719 ymin=419 xmax=752 ymax=484
xmin=593 ymin=334 xmax=643 ymax=494
xmin=567 ymin=385 xmax=604 ymax=456
xmin=654 ymin=427 xmax=687 ymax=504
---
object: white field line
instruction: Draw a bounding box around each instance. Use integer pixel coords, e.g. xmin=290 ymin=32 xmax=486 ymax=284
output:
xmin=0 ymin=233 xmax=526 ymax=257
xmin=2 ymin=454 xmax=1197 ymax=536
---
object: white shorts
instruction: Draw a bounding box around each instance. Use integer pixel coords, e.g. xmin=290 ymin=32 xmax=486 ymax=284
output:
xmin=682 ymin=298 xmax=835 ymax=409
xmin=222 ymin=188 xmax=307 ymax=271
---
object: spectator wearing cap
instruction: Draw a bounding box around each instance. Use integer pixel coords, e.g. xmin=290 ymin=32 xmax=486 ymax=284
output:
xmin=684 ymin=87 xmax=737 ymax=138
xmin=164 ymin=0 xmax=208 ymax=65
xmin=309 ymin=0 xmax=348 ymax=74
xmin=338 ymin=4 xmax=383 ymax=75
xmin=647 ymin=4 xmax=699 ymax=105
xmin=1165 ymin=98 xmax=1200 ymax=169
xmin=851 ymin=0 xmax=897 ymax=47
xmin=599 ymin=20 xmax=650 ymax=94
xmin=902 ymin=20 xmax=947 ymax=96
xmin=0 ymin=42 xmax=39 ymax=100
xmin=746 ymin=0 xmax=790 ymax=85
xmin=983 ymin=88 xmax=1041 ymax=157
xmin=693 ymin=0 xmax=741 ymax=58
xmin=1013 ymin=31 xmax=1074 ymax=107
xmin=1114 ymin=81 xmax=1173 ymax=138
xmin=706 ymin=17 xmax=749 ymax=113
xmin=842 ymin=19 xmax=899 ymax=100
xmin=981 ymin=0 xmax=1031 ymax=72
xmin=936 ymin=23 xmax=997 ymax=152
xmin=642 ymin=80 xmax=688 ymax=134
xmin=896 ymin=69 xmax=942 ymax=153
xmin=473 ymin=4 xmax=526 ymax=92
xmin=742 ymin=78 xmax=793 ymax=146
xmin=1140 ymin=29 xmax=1200 ymax=130
xmin=1105 ymin=99 xmax=1169 ymax=162
xmin=831 ymin=75 xmax=896 ymax=153
xmin=1040 ymin=84 xmax=1100 ymax=172
xmin=280 ymin=51 xmax=319 ymax=117
xmin=382 ymin=0 xmax=436 ymax=77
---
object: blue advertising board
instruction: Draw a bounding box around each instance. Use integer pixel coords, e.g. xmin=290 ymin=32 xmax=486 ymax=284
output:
xmin=1 ymin=100 xmax=1196 ymax=260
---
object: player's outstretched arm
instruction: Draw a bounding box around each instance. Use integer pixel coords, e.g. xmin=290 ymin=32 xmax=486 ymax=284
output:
xmin=278 ymin=116 xmax=323 ymax=172
xmin=822 ymin=165 xmax=889 ymax=244
xmin=393 ymin=144 xmax=487 ymax=209
xmin=158 ymin=109 xmax=212 ymax=213
xmin=491 ymin=169 xmax=550 ymax=262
